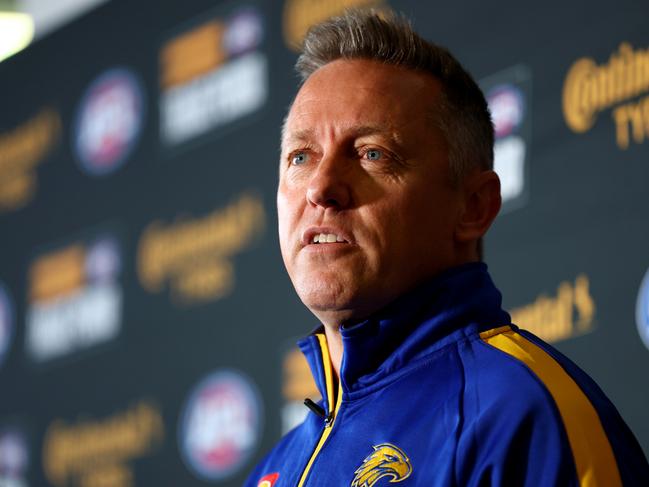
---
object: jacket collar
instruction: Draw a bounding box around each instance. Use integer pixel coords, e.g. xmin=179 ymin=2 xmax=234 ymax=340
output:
xmin=299 ymin=263 xmax=510 ymax=401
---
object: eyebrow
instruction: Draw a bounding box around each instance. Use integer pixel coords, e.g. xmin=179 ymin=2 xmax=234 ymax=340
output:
xmin=281 ymin=124 xmax=404 ymax=149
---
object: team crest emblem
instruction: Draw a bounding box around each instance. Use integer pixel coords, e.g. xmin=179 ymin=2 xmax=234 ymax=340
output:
xmin=351 ymin=443 xmax=412 ymax=487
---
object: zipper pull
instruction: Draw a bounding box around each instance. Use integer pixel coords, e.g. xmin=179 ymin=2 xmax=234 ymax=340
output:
xmin=304 ymin=398 xmax=325 ymax=418
xmin=304 ymin=398 xmax=335 ymax=427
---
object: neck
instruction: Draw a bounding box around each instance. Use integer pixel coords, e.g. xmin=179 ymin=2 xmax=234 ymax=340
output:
xmin=316 ymin=262 xmax=501 ymax=386
xmin=323 ymin=324 xmax=344 ymax=380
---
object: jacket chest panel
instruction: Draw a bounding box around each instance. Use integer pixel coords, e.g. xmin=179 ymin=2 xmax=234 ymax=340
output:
xmin=301 ymin=353 xmax=464 ymax=487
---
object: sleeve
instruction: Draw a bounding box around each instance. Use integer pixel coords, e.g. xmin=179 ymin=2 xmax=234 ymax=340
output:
xmin=454 ymin=386 xmax=579 ymax=487
xmin=454 ymin=338 xmax=580 ymax=487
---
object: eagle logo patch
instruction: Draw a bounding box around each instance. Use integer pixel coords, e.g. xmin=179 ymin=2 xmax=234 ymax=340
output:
xmin=351 ymin=443 xmax=412 ymax=487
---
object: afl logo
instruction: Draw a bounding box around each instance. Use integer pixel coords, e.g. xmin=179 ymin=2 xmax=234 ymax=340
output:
xmin=224 ymin=7 xmax=264 ymax=56
xmin=0 ymin=282 xmax=14 ymax=370
xmin=0 ymin=427 xmax=29 ymax=479
xmin=179 ymin=369 xmax=262 ymax=481
xmin=73 ymin=67 xmax=145 ymax=176
xmin=487 ymin=84 xmax=525 ymax=138
xmin=636 ymin=267 xmax=649 ymax=351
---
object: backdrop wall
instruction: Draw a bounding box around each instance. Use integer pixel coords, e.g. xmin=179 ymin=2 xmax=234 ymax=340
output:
xmin=0 ymin=1 xmax=647 ymax=485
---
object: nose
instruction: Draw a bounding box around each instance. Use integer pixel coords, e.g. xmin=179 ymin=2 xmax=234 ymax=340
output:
xmin=306 ymin=154 xmax=352 ymax=209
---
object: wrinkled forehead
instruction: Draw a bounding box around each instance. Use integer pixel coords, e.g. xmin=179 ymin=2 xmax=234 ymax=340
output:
xmin=280 ymin=59 xmax=444 ymax=151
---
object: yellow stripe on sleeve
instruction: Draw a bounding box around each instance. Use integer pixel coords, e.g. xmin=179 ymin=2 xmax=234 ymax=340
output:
xmin=480 ymin=327 xmax=622 ymax=487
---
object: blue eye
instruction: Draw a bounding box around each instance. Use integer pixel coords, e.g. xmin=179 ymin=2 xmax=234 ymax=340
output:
xmin=292 ymin=152 xmax=309 ymax=165
xmin=365 ymin=149 xmax=383 ymax=161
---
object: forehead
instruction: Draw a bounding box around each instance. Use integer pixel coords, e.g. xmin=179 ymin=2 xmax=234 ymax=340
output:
xmin=282 ymin=59 xmax=443 ymax=146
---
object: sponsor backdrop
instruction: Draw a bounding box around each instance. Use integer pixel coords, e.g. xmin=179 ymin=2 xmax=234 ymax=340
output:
xmin=0 ymin=0 xmax=647 ymax=485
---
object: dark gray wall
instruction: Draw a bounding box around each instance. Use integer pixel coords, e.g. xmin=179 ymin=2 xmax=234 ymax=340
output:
xmin=0 ymin=1 xmax=647 ymax=485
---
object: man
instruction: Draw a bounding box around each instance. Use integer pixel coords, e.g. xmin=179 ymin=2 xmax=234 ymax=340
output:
xmin=246 ymin=10 xmax=649 ymax=487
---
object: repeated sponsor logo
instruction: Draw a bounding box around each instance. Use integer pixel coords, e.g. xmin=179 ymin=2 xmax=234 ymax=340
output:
xmin=482 ymin=65 xmax=531 ymax=212
xmin=159 ymin=4 xmax=267 ymax=149
xmin=563 ymin=43 xmax=649 ymax=149
xmin=0 ymin=108 xmax=61 ymax=212
xmin=635 ymin=266 xmax=649 ymax=351
xmin=43 ymin=401 xmax=163 ymax=487
xmin=283 ymin=0 xmax=384 ymax=49
xmin=510 ymin=274 xmax=595 ymax=343
xmin=0 ymin=282 xmax=14 ymax=370
xmin=73 ymin=68 xmax=145 ymax=175
xmin=0 ymin=426 xmax=29 ymax=487
xmin=281 ymin=346 xmax=320 ymax=435
xmin=179 ymin=369 xmax=262 ymax=481
xmin=25 ymin=232 xmax=122 ymax=363
xmin=137 ymin=191 xmax=265 ymax=305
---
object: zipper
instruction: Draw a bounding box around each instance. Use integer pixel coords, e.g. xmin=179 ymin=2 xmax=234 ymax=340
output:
xmin=296 ymin=334 xmax=342 ymax=487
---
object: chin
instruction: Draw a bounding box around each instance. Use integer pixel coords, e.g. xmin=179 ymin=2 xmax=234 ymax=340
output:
xmin=297 ymin=286 xmax=347 ymax=311
xmin=294 ymin=277 xmax=355 ymax=314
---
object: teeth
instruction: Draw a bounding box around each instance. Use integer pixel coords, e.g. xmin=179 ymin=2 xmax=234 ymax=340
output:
xmin=312 ymin=233 xmax=345 ymax=244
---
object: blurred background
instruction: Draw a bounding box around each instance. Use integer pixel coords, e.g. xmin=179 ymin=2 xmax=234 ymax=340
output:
xmin=0 ymin=0 xmax=648 ymax=485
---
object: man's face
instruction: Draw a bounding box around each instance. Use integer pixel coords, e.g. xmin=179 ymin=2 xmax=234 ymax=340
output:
xmin=278 ymin=59 xmax=464 ymax=326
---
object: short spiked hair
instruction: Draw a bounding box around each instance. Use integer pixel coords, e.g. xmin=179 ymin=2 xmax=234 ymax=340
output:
xmin=295 ymin=9 xmax=494 ymax=184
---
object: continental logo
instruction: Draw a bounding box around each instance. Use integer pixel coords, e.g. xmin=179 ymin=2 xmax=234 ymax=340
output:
xmin=0 ymin=108 xmax=60 ymax=211
xmin=43 ymin=401 xmax=164 ymax=487
xmin=283 ymin=0 xmax=384 ymax=50
xmin=510 ymin=274 xmax=595 ymax=343
xmin=137 ymin=192 xmax=265 ymax=304
xmin=351 ymin=443 xmax=412 ymax=487
xmin=562 ymin=43 xmax=649 ymax=149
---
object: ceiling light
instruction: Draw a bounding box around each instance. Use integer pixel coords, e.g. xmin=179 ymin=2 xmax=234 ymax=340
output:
xmin=0 ymin=11 xmax=34 ymax=63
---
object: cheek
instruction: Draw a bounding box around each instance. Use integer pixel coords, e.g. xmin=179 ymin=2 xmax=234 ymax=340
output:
xmin=277 ymin=185 xmax=301 ymax=258
xmin=400 ymin=190 xmax=456 ymax=240
xmin=276 ymin=191 xmax=289 ymax=233
xmin=277 ymin=178 xmax=295 ymax=218
xmin=276 ymin=192 xmax=290 ymax=246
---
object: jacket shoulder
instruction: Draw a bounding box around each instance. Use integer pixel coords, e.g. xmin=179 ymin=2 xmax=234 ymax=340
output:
xmin=455 ymin=325 xmax=646 ymax=486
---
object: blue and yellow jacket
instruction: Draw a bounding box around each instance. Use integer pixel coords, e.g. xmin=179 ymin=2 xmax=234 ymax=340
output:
xmin=246 ymin=263 xmax=649 ymax=486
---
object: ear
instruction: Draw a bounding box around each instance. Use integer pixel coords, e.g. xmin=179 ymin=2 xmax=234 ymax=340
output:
xmin=454 ymin=169 xmax=502 ymax=244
